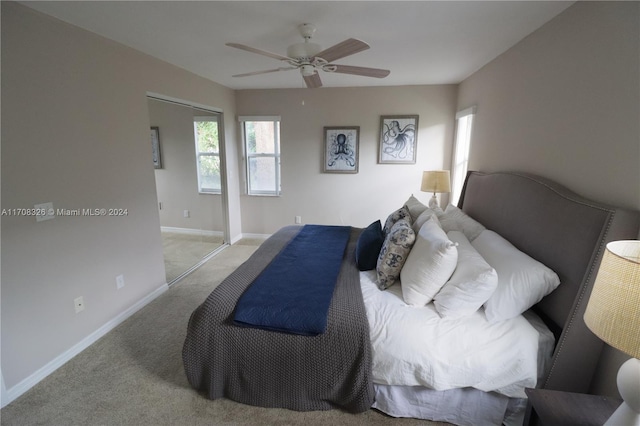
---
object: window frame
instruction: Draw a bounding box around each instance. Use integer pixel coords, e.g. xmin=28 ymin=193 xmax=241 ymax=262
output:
xmin=450 ymin=106 xmax=476 ymax=205
xmin=194 ymin=115 xmax=222 ymax=195
xmin=239 ymin=116 xmax=282 ymax=197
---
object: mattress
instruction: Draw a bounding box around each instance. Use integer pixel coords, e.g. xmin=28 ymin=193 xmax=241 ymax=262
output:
xmin=360 ymin=269 xmax=555 ymax=398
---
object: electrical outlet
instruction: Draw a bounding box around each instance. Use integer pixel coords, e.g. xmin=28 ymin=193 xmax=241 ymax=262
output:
xmin=295 ymin=216 xmax=302 ymax=224
xmin=74 ymin=296 xmax=85 ymax=314
xmin=116 ymin=274 xmax=125 ymax=290
xmin=183 ymin=210 xmax=190 ymax=218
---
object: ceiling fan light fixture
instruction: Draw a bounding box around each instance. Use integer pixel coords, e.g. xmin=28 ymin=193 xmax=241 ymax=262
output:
xmin=300 ymin=64 xmax=316 ymax=77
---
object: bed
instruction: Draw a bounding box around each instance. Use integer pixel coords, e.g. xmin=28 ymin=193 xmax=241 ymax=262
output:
xmin=182 ymin=171 xmax=639 ymax=425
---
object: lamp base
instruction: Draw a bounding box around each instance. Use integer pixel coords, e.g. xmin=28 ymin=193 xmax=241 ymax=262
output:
xmin=605 ymin=357 xmax=640 ymax=426
xmin=428 ymin=194 xmax=439 ymax=209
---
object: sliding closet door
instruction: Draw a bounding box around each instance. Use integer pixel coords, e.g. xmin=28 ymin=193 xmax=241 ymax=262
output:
xmin=147 ymin=97 xmax=228 ymax=284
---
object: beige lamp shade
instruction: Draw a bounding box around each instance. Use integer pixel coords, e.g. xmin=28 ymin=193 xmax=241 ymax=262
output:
xmin=421 ymin=170 xmax=451 ymax=194
xmin=584 ymin=240 xmax=640 ymax=358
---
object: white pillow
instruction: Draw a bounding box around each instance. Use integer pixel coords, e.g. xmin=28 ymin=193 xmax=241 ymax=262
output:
xmin=411 ymin=208 xmax=441 ymax=234
xmin=403 ymin=194 xmax=428 ymax=223
xmin=471 ymin=230 xmax=561 ymax=323
xmin=400 ymin=219 xmax=458 ymax=306
xmin=438 ymin=204 xmax=486 ymax=241
xmin=434 ymin=231 xmax=498 ymax=319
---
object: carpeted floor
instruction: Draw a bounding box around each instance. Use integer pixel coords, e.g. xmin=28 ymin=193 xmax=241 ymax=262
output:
xmin=161 ymin=231 xmax=224 ymax=282
xmin=1 ymin=240 xmax=448 ymax=426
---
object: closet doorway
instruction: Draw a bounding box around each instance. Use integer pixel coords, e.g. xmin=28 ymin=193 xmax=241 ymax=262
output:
xmin=147 ymin=94 xmax=230 ymax=284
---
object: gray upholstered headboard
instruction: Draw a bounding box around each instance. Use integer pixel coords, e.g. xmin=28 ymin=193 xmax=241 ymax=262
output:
xmin=458 ymin=171 xmax=639 ymax=393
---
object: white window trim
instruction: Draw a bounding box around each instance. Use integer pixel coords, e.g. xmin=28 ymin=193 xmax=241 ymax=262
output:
xmin=194 ymin=115 xmax=222 ymax=195
xmin=455 ymin=106 xmax=477 ymax=120
xmin=451 ymin=106 xmax=476 ymax=205
xmin=238 ymin=115 xmax=281 ymax=122
xmin=240 ymin=117 xmax=282 ymax=197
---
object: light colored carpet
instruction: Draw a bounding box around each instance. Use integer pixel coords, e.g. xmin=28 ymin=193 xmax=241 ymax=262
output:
xmin=1 ymin=240 xmax=449 ymax=426
xmin=161 ymin=231 xmax=224 ymax=282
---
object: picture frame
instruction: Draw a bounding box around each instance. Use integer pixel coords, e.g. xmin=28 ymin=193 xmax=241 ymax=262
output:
xmin=378 ymin=115 xmax=419 ymax=164
xmin=150 ymin=126 xmax=162 ymax=169
xmin=323 ymin=126 xmax=359 ymax=173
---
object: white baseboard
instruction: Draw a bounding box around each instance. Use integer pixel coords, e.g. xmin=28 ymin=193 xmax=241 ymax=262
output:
xmin=0 ymin=284 xmax=168 ymax=408
xmin=160 ymin=226 xmax=223 ymax=237
xmin=231 ymin=233 xmax=271 ymax=244
xmin=161 ymin=228 xmax=266 ymax=245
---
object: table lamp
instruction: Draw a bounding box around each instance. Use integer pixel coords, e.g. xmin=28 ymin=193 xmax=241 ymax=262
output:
xmin=584 ymin=240 xmax=640 ymax=426
xmin=421 ymin=170 xmax=451 ymax=209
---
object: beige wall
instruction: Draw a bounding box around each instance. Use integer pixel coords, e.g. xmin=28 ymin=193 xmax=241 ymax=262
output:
xmin=148 ymin=99 xmax=225 ymax=233
xmin=1 ymin=2 xmax=240 ymax=393
xmin=458 ymin=1 xmax=639 ymax=212
xmin=457 ymin=1 xmax=640 ymax=397
xmin=236 ymin=85 xmax=458 ymax=234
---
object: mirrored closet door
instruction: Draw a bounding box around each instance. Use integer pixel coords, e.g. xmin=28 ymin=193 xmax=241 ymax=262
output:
xmin=147 ymin=96 xmax=228 ymax=284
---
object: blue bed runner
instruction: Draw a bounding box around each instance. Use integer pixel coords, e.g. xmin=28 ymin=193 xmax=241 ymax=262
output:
xmin=233 ymin=225 xmax=351 ymax=336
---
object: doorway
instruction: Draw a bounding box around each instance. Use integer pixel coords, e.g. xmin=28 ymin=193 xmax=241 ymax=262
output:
xmin=147 ymin=95 xmax=230 ymax=284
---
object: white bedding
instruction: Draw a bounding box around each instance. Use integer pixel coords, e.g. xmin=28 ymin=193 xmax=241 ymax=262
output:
xmin=360 ymin=269 xmax=553 ymax=399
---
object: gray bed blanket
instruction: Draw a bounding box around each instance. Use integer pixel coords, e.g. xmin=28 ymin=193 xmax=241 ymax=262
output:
xmin=182 ymin=225 xmax=375 ymax=412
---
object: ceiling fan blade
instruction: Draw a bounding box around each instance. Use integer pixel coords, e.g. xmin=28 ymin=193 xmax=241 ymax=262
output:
xmin=232 ymin=67 xmax=297 ymax=77
xmin=303 ymin=73 xmax=323 ymax=89
xmin=332 ymin=65 xmax=390 ymax=78
xmin=315 ymin=38 xmax=369 ymax=63
xmin=226 ymin=43 xmax=292 ymax=62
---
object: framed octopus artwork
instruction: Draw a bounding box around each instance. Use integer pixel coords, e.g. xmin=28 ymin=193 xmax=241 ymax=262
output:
xmin=378 ymin=115 xmax=419 ymax=164
xmin=323 ymin=126 xmax=359 ymax=173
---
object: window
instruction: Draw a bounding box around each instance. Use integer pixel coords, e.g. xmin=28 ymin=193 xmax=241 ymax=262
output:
xmin=451 ymin=106 xmax=476 ymax=205
xmin=240 ymin=116 xmax=281 ymax=196
xmin=194 ymin=116 xmax=221 ymax=194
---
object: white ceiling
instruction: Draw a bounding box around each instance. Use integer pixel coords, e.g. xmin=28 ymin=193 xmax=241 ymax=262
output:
xmin=22 ymin=1 xmax=574 ymax=90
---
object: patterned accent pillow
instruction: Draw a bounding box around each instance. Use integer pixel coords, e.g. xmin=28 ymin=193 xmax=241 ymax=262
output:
xmin=376 ymin=219 xmax=416 ymax=290
xmin=382 ymin=205 xmax=412 ymax=235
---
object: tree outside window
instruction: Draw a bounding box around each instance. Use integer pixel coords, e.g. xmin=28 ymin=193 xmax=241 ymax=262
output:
xmin=242 ymin=118 xmax=281 ymax=196
xmin=194 ymin=117 xmax=221 ymax=194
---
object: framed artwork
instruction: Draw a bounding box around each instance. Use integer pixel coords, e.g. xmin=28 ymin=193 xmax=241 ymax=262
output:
xmin=150 ymin=126 xmax=162 ymax=169
xmin=323 ymin=126 xmax=359 ymax=173
xmin=378 ymin=115 xmax=419 ymax=164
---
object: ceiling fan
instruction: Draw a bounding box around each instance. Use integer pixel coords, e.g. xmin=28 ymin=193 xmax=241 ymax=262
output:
xmin=226 ymin=23 xmax=390 ymax=88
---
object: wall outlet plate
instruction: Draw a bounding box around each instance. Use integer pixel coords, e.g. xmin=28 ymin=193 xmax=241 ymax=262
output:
xmin=116 ymin=274 xmax=125 ymax=290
